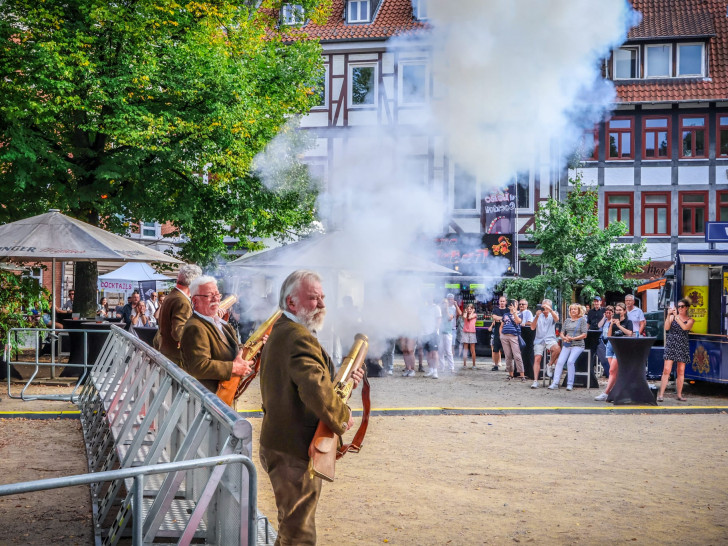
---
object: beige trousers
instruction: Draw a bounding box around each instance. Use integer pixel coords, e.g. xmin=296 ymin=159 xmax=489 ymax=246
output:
xmin=501 ymin=333 xmax=524 ymax=374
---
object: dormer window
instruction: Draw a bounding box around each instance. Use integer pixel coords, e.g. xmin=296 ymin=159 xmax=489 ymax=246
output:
xmin=645 ymin=44 xmax=671 ymax=78
xmin=677 ymin=43 xmax=705 ymax=76
xmin=413 ymin=0 xmax=428 ymax=20
xmin=613 ymin=47 xmax=639 ymax=79
xmin=612 ymin=42 xmax=706 ymax=80
xmin=281 ymin=3 xmax=305 ymax=25
xmin=348 ymin=0 xmax=371 ymax=23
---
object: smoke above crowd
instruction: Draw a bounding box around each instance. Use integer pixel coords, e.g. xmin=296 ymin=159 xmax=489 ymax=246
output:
xmin=226 ymin=0 xmax=639 ymax=356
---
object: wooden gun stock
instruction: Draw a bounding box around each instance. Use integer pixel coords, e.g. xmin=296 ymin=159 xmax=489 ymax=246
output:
xmin=308 ymin=333 xmax=369 ymax=482
xmin=216 ymin=310 xmax=282 ymax=407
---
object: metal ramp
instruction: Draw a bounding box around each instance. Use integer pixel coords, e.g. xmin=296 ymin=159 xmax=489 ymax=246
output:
xmin=76 ymin=326 xmax=259 ymax=545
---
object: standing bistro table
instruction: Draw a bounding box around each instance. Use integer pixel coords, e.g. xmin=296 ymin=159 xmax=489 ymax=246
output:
xmin=81 ymin=321 xmax=114 ymax=367
xmin=133 ymin=325 xmax=158 ymax=347
xmin=607 ymin=336 xmax=657 ymax=405
xmin=60 ymin=318 xmax=89 ymax=377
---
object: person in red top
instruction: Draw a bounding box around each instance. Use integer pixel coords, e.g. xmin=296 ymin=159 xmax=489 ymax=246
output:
xmin=461 ymin=303 xmax=477 ymax=368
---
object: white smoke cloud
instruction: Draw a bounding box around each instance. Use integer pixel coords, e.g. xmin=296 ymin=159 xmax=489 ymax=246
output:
xmin=228 ymin=0 xmax=638 ymax=359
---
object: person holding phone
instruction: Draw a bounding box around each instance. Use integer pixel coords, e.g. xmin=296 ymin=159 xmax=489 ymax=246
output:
xmin=657 ymin=298 xmax=694 ymax=402
xmin=500 ymin=299 xmax=526 ymax=381
xmin=594 ymin=302 xmax=633 ymax=401
xmin=547 ymin=303 xmax=588 ymax=391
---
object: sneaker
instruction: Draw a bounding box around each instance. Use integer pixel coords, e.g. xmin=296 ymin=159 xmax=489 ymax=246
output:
xmin=547 ymin=384 xmax=558 ymax=390
xmin=546 ymin=365 xmax=554 ymax=378
xmin=530 ymin=381 xmax=539 ymax=389
xmin=424 ymin=368 xmax=435 ymax=377
xmin=431 ymin=372 xmax=439 ymax=379
xmin=491 ymin=365 xmax=500 ymax=371
xmin=566 ymin=386 xmax=573 ymax=391
xmin=387 ymin=370 xmax=393 ymax=375
xmin=449 ymin=367 xmax=455 ymax=373
xmin=402 ymin=369 xmax=410 ymax=377
xmin=594 ymin=392 xmax=608 ymax=401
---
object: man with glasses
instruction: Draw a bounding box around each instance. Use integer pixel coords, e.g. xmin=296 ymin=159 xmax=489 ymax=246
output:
xmin=625 ymin=294 xmax=646 ymax=338
xmin=180 ymin=275 xmax=252 ymax=393
xmin=62 ymin=290 xmax=75 ymax=311
xmin=155 ymin=264 xmax=202 ymax=364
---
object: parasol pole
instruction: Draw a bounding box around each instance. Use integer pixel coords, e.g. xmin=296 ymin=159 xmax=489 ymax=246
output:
xmin=51 ymin=258 xmax=56 ymax=329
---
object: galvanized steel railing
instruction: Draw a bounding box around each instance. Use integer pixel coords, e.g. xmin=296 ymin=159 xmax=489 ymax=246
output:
xmin=77 ymin=325 xmax=257 ymax=545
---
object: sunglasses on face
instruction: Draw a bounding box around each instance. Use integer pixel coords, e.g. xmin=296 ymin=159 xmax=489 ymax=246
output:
xmin=677 ymin=304 xmax=686 ymax=308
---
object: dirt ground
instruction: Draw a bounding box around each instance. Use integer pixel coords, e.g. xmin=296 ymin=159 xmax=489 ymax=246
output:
xmin=1 ymin=357 xmax=728 ymax=544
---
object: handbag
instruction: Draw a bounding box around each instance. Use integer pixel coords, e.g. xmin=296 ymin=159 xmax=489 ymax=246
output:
xmin=518 ymin=335 xmax=526 ymax=348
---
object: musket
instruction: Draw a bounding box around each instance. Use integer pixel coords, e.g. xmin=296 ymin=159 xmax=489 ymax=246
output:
xmin=308 ymin=333 xmax=369 ymax=482
xmin=216 ymin=309 xmax=282 ymax=407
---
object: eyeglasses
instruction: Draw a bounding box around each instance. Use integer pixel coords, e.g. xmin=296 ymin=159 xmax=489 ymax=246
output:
xmin=677 ymin=304 xmax=686 ymax=308
xmin=519 ymin=303 xmax=528 ymax=306
xmin=195 ymin=293 xmax=222 ymax=301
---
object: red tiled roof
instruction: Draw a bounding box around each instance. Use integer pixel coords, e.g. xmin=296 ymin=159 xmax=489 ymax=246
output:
xmin=616 ymin=0 xmax=728 ymax=103
xmin=628 ymin=9 xmax=715 ymax=39
xmin=283 ymin=0 xmax=428 ymax=42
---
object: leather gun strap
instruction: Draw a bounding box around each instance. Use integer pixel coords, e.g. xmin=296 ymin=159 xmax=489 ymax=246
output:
xmin=337 ymin=374 xmax=370 ymax=459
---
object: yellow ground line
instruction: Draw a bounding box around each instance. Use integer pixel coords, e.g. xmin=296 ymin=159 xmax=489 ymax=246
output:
xmin=0 ymin=410 xmax=80 ymax=415
xmin=238 ymin=405 xmax=728 ymax=413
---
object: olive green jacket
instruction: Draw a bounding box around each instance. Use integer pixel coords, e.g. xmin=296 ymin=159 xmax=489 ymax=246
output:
xmin=259 ymin=314 xmax=350 ymax=461
xmin=180 ymin=313 xmax=237 ymax=393
xmin=154 ymin=287 xmax=191 ymax=365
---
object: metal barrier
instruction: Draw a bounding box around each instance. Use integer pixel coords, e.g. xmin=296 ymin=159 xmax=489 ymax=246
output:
xmin=4 ymin=327 xmax=97 ymax=402
xmin=76 ymin=325 xmax=258 ymax=545
xmin=0 ymin=454 xmax=256 ymax=546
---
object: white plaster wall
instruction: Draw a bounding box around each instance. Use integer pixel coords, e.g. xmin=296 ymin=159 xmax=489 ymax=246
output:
xmin=332 ymin=78 xmax=343 ymax=102
xmin=604 ymin=166 xmax=635 ymax=186
xmin=382 ymin=52 xmax=394 ymax=73
xmin=539 ymin=166 xmax=552 ymax=197
xmin=643 ymin=242 xmax=672 ymax=261
xmin=571 ymin=167 xmax=598 ymax=186
xmin=677 ymin=242 xmax=711 ymax=251
xmin=300 ymin=112 xmax=329 ymax=128
xmin=349 ymin=53 xmax=379 ymax=62
xmin=398 ymin=109 xmax=427 ymax=125
xmin=640 ymin=166 xmax=671 ymax=186
xmin=383 ymin=77 xmax=394 ymax=101
xmin=715 ymin=166 xmax=728 ymax=185
xmin=453 ymin=217 xmax=482 ymax=233
xmin=348 ymin=109 xmax=378 ymax=126
xmin=677 ymin=165 xmax=709 ymax=185
xmin=332 ymin=55 xmax=345 ymax=76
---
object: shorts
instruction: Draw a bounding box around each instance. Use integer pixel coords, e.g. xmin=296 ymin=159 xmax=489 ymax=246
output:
xmin=605 ymin=340 xmax=615 ymax=358
xmin=419 ymin=333 xmax=439 ymax=352
xmin=461 ymin=332 xmax=477 ymax=344
xmin=533 ymin=338 xmax=558 ymax=356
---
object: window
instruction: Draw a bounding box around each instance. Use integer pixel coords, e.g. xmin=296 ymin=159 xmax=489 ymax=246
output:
xmin=605 ymin=192 xmax=633 ymax=235
xmin=679 ymin=192 xmax=708 ymax=235
xmin=679 ymin=115 xmax=707 ymax=158
xmin=646 ymin=44 xmax=672 ymax=78
xmin=642 ymin=116 xmax=671 ymax=159
xmin=513 ymin=171 xmax=530 ymax=210
xmin=453 ymin=166 xmax=477 ymax=210
xmin=347 ymin=0 xmax=370 ymax=23
xmin=413 ymin=0 xmax=428 ymax=20
xmin=141 ymin=222 xmax=158 ymax=238
xmin=613 ymin=47 xmax=639 ymax=79
xmin=349 ymin=64 xmax=376 ymax=106
xmin=717 ymin=116 xmax=728 ymax=158
xmin=641 ymin=192 xmax=670 ymax=235
xmin=607 ymin=117 xmax=633 ymax=160
xmin=313 ymin=65 xmax=328 ymax=108
xmin=677 ymin=43 xmax=705 ymax=77
xmin=281 ymin=3 xmax=304 ymax=25
xmin=399 ymin=62 xmax=427 ymax=104
xmin=579 ymin=128 xmax=598 ymax=161
xmin=717 ymin=191 xmax=728 ymax=222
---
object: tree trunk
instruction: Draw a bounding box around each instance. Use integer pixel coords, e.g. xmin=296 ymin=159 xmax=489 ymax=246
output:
xmin=73 ymin=262 xmax=98 ymax=319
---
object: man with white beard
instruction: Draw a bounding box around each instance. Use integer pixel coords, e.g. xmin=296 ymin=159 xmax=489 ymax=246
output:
xmin=258 ymin=270 xmax=364 ymax=545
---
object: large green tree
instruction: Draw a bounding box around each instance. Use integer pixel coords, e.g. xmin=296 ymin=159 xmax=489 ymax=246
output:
xmin=0 ymin=0 xmax=327 ymax=315
xmin=501 ymin=173 xmax=647 ymax=309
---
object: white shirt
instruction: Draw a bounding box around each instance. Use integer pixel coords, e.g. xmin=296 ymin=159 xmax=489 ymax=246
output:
xmin=519 ymin=309 xmax=534 ymax=327
xmin=195 ymin=311 xmax=228 ymax=340
xmin=627 ymin=307 xmax=645 ymax=337
xmin=534 ymin=311 xmax=558 ymax=343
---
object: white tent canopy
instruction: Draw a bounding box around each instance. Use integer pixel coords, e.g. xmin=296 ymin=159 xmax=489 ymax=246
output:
xmin=98 ymin=262 xmax=173 ymax=295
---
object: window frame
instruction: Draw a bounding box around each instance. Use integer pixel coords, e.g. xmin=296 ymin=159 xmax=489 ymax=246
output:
xmin=140 ymin=221 xmax=160 ymax=239
xmin=398 ymin=61 xmax=429 ymax=105
xmin=679 ymin=114 xmax=708 ymax=159
xmin=612 ymin=46 xmax=640 ymax=80
xmin=642 ymin=115 xmax=672 ymax=160
xmin=281 ymin=3 xmax=305 ymax=25
xmin=311 ymin=64 xmax=329 ymax=110
xmin=606 ymin=116 xmax=634 ymax=160
xmin=412 ymin=0 xmax=429 ymax=20
xmin=717 ymin=190 xmax=728 ymax=222
xmin=679 ymin=191 xmax=709 ymax=235
xmin=717 ymin=115 xmax=728 ymax=158
xmin=676 ymin=42 xmax=706 ymax=77
xmin=605 ymin=192 xmax=634 ymax=236
xmin=645 ymin=43 xmax=673 ymax=78
xmin=641 ymin=191 xmax=671 ymax=236
xmin=451 ymin=164 xmax=479 ymax=212
xmin=347 ymin=0 xmax=371 ymax=23
xmin=348 ymin=62 xmax=378 ymax=108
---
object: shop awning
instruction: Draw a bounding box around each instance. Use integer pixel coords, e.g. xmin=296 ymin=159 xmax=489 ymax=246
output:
xmin=635 ymin=277 xmax=666 ymax=293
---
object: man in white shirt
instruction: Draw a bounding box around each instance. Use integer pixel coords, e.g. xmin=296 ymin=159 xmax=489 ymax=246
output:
xmin=419 ymin=298 xmax=442 ymax=379
xmin=530 ymin=298 xmax=560 ymax=388
xmin=625 ymin=294 xmax=645 ymax=337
